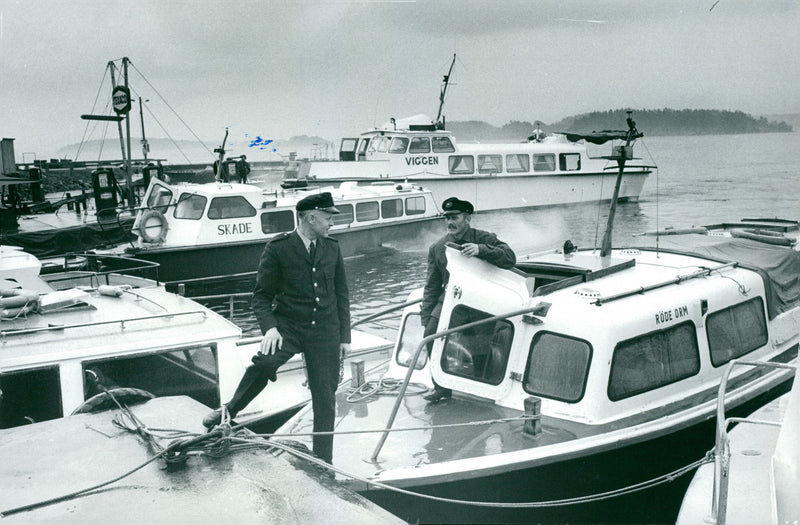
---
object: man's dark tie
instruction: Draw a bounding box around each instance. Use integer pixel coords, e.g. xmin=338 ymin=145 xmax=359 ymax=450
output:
xmin=309 ymin=240 xmax=316 ymax=261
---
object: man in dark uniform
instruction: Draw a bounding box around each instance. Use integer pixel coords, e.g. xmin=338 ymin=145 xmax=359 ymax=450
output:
xmin=421 ymin=197 xmax=516 ymax=403
xmin=203 ymin=192 xmax=351 ymax=463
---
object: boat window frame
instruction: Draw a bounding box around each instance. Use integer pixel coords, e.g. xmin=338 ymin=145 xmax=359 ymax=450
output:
xmin=607 ymin=320 xmax=701 ymax=401
xmin=173 ymin=193 xmax=208 ymax=220
xmin=533 ymin=153 xmax=556 ymax=172
xmin=448 ymin=155 xmax=475 ymax=175
xmin=408 ymin=137 xmax=431 ymax=154
xmin=706 ymin=297 xmax=768 ymax=367
xmin=505 ymin=154 xmax=530 ymax=173
xmin=81 ymin=343 xmax=221 ymax=410
xmin=432 ymin=136 xmax=456 ymax=153
xmin=477 ymin=154 xmax=503 ymax=174
xmin=395 ymin=311 xmax=428 ymax=370
xmin=206 ymin=196 xmax=258 ymax=220
xmin=355 ymin=201 xmax=379 ymax=222
xmin=440 ymin=304 xmax=514 ymax=386
xmin=380 ymin=198 xmax=404 ymax=219
xmin=559 ymin=153 xmax=581 ymax=171
xmin=405 ymin=196 xmax=426 ymax=215
xmin=388 ymin=137 xmax=409 ymax=154
xmin=146 ymin=182 xmax=174 ymax=212
xmin=522 ymin=331 xmax=593 ymax=403
xmin=260 ymin=209 xmax=296 ymax=234
xmin=0 ymin=365 xmax=63 ymax=429
xmin=332 ymin=203 xmax=354 ymax=225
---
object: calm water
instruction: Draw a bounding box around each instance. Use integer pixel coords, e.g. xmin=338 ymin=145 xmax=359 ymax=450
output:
xmin=205 ymin=132 xmax=799 ymax=339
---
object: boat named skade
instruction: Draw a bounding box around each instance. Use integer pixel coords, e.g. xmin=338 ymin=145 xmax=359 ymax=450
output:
xmin=273 ymin=216 xmax=800 ymax=523
xmin=122 ymin=178 xmax=441 ymax=281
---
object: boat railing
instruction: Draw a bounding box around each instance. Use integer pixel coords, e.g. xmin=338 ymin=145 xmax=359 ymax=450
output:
xmin=43 ymin=252 xmax=162 ymax=289
xmin=710 ymin=359 xmax=796 ymax=525
xmin=370 ymin=303 xmax=550 ymax=461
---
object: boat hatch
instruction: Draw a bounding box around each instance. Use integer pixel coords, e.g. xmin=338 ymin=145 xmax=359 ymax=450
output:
xmin=0 ymin=344 xmax=220 ymax=429
xmin=514 ymin=252 xmax=635 ymax=296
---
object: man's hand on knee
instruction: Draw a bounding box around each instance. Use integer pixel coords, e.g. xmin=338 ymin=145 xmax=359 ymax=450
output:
xmin=260 ymin=327 xmax=283 ymax=355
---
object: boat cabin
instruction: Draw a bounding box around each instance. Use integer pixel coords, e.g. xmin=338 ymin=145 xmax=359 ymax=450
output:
xmin=393 ymin=241 xmax=799 ymax=426
xmin=132 ymin=179 xmax=438 ymax=248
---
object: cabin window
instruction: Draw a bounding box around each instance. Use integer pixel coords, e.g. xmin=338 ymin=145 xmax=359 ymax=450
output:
xmin=207 ymin=196 xmax=257 ymax=220
xmin=174 ymin=193 xmax=207 ymax=220
xmin=478 ymin=155 xmax=503 ymax=174
xmin=533 ymin=154 xmax=556 ymax=172
xmin=441 ymin=305 xmax=513 ymax=386
xmin=432 ymin=137 xmax=456 ymax=153
xmin=371 ymin=136 xmax=390 ymax=153
xmin=0 ymin=366 xmax=62 ymax=429
xmin=355 ymin=201 xmax=379 ymax=222
xmin=506 ymin=154 xmax=530 ymax=173
xmin=608 ymin=322 xmax=700 ymax=401
xmin=395 ymin=312 xmax=428 ymax=370
xmin=82 ymin=344 xmax=220 ymax=410
xmin=389 ymin=137 xmax=409 ymax=154
xmin=449 ymin=155 xmax=475 ymax=175
xmin=524 ymin=332 xmax=591 ymax=402
xmin=409 ymin=137 xmax=431 ymax=154
xmin=147 ymin=183 xmax=173 ymax=212
xmin=707 ymin=298 xmax=768 ymax=367
xmin=340 ymin=138 xmax=357 ymax=153
xmin=559 ymin=153 xmax=581 ymax=171
xmin=260 ymin=210 xmax=295 ymax=234
xmin=405 ymin=196 xmax=426 ymax=215
xmin=332 ymin=203 xmax=354 ymax=225
xmin=381 ymin=199 xmax=403 ymax=219
xmin=356 ymin=139 xmax=370 ymax=159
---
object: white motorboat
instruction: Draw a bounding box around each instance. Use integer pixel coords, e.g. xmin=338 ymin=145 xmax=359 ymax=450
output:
xmin=120 ymin=178 xmax=441 ymax=281
xmin=271 ymin=115 xmax=799 ymax=524
xmin=290 ymin=57 xmax=653 ymax=212
xmin=0 ymin=246 xmax=393 ymax=431
xmin=676 ymin=361 xmax=798 ymax=525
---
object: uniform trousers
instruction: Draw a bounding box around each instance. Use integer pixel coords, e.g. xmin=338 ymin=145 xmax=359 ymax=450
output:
xmin=226 ymin=322 xmax=340 ymax=463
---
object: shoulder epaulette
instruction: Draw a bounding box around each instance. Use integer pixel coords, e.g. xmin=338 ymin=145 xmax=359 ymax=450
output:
xmin=269 ymin=232 xmax=292 ymax=243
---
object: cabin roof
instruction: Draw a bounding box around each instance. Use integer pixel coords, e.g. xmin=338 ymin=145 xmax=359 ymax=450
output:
xmin=0 ymin=287 xmax=240 ymax=370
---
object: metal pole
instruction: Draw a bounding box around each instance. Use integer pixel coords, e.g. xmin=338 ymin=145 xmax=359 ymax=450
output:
xmin=139 ymin=97 xmax=149 ymax=161
xmin=123 ymin=57 xmax=134 ymax=209
xmin=108 ymin=62 xmax=128 ymax=178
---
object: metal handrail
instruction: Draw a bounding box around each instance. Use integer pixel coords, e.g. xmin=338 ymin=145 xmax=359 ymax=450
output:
xmin=0 ymin=310 xmax=208 ymax=342
xmin=44 ymin=252 xmax=161 ymax=287
xmin=711 ymin=359 xmax=796 ymax=525
xmin=370 ymin=303 xmax=549 ymax=461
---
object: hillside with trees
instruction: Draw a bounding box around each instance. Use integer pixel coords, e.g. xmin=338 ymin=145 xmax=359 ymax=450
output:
xmin=447 ymin=108 xmax=794 ymax=141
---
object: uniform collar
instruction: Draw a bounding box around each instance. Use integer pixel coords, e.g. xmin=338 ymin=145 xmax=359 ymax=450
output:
xmin=296 ymin=229 xmax=315 ymax=251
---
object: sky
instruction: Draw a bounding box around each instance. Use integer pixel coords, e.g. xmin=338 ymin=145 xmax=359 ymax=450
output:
xmin=1 ymin=0 xmax=798 ymax=163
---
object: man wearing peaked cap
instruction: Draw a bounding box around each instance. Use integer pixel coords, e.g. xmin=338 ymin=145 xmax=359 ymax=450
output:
xmin=203 ymin=190 xmax=349 ymax=465
xmin=296 ymin=191 xmax=340 ymax=214
xmin=420 ymin=196 xmax=516 ymax=403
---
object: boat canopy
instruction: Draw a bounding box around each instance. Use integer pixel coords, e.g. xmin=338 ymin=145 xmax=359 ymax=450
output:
xmin=562 ymin=130 xmax=632 ymax=145
xmin=635 ymin=234 xmax=800 ymax=319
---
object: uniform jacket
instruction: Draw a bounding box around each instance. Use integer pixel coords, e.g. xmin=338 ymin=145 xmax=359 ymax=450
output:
xmin=420 ymin=227 xmax=516 ymax=327
xmin=252 ymin=231 xmax=351 ymax=344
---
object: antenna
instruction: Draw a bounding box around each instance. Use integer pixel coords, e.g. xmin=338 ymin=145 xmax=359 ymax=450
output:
xmin=434 ymin=54 xmax=456 ymax=129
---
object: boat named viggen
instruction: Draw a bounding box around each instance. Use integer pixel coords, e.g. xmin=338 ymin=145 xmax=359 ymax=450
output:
xmin=271 ymin=117 xmax=799 ymax=523
xmin=288 ymin=57 xmax=653 ymax=212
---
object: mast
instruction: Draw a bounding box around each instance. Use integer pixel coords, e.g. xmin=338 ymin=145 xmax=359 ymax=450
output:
xmin=599 ymin=111 xmax=642 ymax=258
xmin=122 ymin=57 xmax=134 ymax=209
xmin=214 ymin=128 xmax=229 ymax=182
xmin=139 ymin=97 xmax=149 ymax=161
xmin=434 ymin=53 xmax=456 ymax=129
xmin=107 ymin=61 xmax=128 ymax=179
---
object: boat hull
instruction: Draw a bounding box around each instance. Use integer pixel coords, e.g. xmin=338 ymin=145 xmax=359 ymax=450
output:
xmin=355 ymin=378 xmax=794 ymax=524
xmin=302 ymin=170 xmax=649 ymax=212
xmin=127 ymin=216 xmax=441 ymax=282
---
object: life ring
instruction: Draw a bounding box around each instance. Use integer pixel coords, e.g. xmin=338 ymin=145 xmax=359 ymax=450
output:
xmin=730 ymin=228 xmax=794 ymax=247
xmin=137 ymin=209 xmax=169 ymax=244
xmin=71 ymin=387 xmax=156 ymax=414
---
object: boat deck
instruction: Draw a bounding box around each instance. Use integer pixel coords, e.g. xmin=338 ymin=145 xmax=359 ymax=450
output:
xmin=0 ymin=396 xmax=402 ymax=523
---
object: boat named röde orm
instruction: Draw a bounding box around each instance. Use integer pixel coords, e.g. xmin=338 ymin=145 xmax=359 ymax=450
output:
xmin=121 ymin=178 xmax=441 ymax=282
